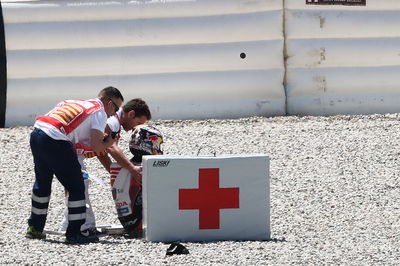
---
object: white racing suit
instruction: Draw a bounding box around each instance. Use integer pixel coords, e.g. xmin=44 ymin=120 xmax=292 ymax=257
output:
xmin=110 ymin=162 xmax=142 ymax=234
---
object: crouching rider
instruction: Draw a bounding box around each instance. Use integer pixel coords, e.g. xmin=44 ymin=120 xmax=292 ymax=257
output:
xmin=110 ymin=125 xmax=164 ymax=236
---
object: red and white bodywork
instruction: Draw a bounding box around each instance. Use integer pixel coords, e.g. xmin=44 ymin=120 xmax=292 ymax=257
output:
xmin=110 ymin=164 xmax=138 ymax=219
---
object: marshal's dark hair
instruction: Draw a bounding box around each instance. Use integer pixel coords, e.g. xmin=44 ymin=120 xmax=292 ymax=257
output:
xmin=98 ymin=86 xmax=124 ymax=102
xmin=123 ymin=98 xmax=151 ymax=120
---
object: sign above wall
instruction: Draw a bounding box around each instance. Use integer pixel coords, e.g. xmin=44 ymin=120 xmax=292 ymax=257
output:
xmin=306 ymin=0 xmax=366 ymax=6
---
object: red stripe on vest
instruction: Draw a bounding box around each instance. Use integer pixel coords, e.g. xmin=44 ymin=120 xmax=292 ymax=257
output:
xmin=36 ymin=100 xmax=103 ymax=135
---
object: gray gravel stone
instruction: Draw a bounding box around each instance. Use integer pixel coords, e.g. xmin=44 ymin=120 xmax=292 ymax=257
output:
xmin=1 ymin=114 xmax=400 ymax=265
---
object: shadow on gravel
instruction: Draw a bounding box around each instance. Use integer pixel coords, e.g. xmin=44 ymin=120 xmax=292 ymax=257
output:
xmin=42 ymin=239 xmax=67 ymax=245
xmin=42 ymin=239 xmax=127 ymax=245
xmin=161 ymin=237 xmax=287 ymax=245
xmin=98 ymin=240 xmax=128 ymax=245
xmin=231 ymin=237 xmax=287 ymax=244
xmin=267 ymin=237 xmax=287 ymax=243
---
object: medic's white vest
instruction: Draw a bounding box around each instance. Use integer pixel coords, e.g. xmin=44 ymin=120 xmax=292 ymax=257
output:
xmin=36 ymin=99 xmax=103 ymax=135
xmin=75 ymin=111 xmax=122 ymax=158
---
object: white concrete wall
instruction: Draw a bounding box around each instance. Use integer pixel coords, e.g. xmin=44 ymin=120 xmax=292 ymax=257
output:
xmin=3 ymin=0 xmax=400 ymax=126
xmin=285 ymin=0 xmax=400 ymax=115
xmin=2 ymin=0 xmax=285 ymax=126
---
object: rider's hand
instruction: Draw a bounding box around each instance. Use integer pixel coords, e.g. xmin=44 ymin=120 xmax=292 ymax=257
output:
xmin=129 ymin=165 xmax=142 ymax=185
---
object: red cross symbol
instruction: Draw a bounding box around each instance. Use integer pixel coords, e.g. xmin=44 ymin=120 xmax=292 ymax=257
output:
xmin=179 ymin=168 xmax=240 ymax=230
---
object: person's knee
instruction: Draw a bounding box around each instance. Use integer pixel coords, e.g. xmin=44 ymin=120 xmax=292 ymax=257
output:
xmin=67 ymin=183 xmax=85 ymax=201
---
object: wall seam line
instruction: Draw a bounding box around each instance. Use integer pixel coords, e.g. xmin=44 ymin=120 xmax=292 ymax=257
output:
xmin=282 ymin=0 xmax=288 ymax=116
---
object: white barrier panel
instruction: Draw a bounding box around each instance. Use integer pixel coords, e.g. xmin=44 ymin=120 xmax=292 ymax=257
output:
xmin=287 ymin=38 xmax=400 ymax=68
xmin=5 ymin=11 xmax=282 ymax=50
xmin=7 ymin=41 xmax=283 ymax=78
xmin=2 ymin=0 xmax=285 ymax=126
xmin=286 ymin=0 xmax=400 ymax=115
xmin=7 ymin=70 xmax=284 ymax=125
xmin=287 ymin=67 xmax=400 ymax=115
xmin=289 ymin=0 xmax=400 ymax=10
xmin=142 ymin=155 xmax=270 ymax=242
xmin=3 ymin=0 xmax=282 ymax=23
xmin=286 ymin=11 xmax=400 ymax=39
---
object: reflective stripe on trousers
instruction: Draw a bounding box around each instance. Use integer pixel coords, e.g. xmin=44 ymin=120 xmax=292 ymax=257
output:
xmin=31 ymin=193 xmax=50 ymax=215
xmin=67 ymin=199 xmax=86 ymax=221
xmin=68 ymin=213 xmax=86 ymax=221
xmin=31 ymin=206 xmax=48 ymax=215
xmin=32 ymin=194 xmax=50 ymax=204
xmin=68 ymin=199 xmax=85 ymax=208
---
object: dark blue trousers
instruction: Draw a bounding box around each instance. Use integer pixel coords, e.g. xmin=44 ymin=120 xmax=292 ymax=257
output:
xmin=29 ymin=128 xmax=86 ymax=236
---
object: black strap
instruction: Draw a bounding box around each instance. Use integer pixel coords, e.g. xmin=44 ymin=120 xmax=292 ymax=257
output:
xmin=0 ymin=2 xmax=7 ymax=128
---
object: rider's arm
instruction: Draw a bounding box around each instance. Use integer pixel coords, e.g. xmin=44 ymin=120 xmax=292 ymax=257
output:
xmin=106 ymin=142 xmax=142 ymax=185
xmin=97 ymin=154 xmax=112 ymax=173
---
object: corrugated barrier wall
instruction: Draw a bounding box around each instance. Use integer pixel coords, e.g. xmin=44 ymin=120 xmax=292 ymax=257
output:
xmin=0 ymin=0 xmax=285 ymax=127
xmin=0 ymin=0 xmax=399 ymax=126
